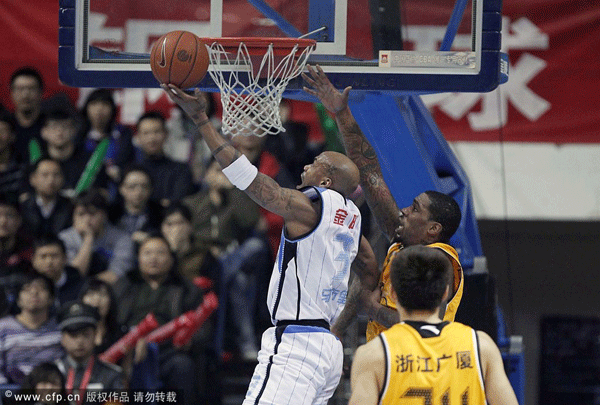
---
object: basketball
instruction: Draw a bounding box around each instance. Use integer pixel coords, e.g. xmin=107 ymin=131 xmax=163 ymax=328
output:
xmin=150 ymin=30 xmax=209 ymax=89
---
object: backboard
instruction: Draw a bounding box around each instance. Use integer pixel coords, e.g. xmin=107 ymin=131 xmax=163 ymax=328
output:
xmin=59 ymin=0 xmax=507 ymax=97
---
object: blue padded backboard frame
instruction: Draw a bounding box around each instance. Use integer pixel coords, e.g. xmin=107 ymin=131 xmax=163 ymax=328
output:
xmin=58 ymin=0 xmax=506 ymax=94
xmin=59 ymin=0 xmax=486 ymax=268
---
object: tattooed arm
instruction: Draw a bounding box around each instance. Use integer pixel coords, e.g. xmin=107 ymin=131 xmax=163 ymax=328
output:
xmin=331 ymin=275 xmax=368 ymax=339
xmin=332 ymin=235 xmax=379 ymax=338
xmin=162 ymin=85 xmax=319 ymax=236
xmin=332 ymin=276 xmax=399 ymax=338
xmin=303 ymin=65 xmax=401 ymax=241
xmin=368 ymin=298 xmax=400 ymax=329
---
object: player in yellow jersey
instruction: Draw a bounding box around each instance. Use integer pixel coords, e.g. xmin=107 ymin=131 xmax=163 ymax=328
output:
xmin=349 ymin=245 xmax=518 ymax=405
xmin=363 ymin=227 xmax=463 ymax=342
xmin=303 ymin=65 xmax=463 ymax=340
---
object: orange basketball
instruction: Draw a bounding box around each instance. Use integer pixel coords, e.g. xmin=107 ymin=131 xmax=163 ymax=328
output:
xmin=150 ymin=30 xmax=209 ymax=89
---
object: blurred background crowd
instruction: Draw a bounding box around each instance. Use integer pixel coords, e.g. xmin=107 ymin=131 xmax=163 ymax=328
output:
xmin=0 ymin=66 xmax=373 ymax=405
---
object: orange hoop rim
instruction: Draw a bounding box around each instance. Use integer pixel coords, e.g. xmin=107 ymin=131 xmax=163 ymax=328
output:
xmin=201 ymin=37 xmax=317 ymax=56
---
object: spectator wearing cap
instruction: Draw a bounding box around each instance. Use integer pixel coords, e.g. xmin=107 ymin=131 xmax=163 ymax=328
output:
xmin=31 ymin=234 xmax=84 ymax=306
xmin=58 ymin=189 xmax=135 ymax=284
xmin=19 ymin=158 xmax=74 ymax=238
xmin=55 ymin=301 xmax=125 ymax=398
xmin=0 ymin=273 xmax=64 ymax=385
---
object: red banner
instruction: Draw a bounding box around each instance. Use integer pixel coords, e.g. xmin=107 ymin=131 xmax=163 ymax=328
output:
xmin=0 ymin=0 xmax=78 ymax=111
xmin=1 ymin=0 xmax=599 ymax=143
xmin=430 ymin=0 xmax=600 ymax=143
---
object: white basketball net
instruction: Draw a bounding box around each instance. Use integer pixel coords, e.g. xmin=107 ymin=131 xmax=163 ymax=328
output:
xmin=207 ymin=40 xmax=316 ymax=137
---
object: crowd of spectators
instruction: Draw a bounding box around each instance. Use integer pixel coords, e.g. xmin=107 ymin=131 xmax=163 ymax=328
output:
xmin=0 ymin=66 xmax=333 ymax=404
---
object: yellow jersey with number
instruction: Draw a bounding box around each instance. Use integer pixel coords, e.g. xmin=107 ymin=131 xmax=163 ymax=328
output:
xmin=379 ymin=321 xmax=486 ymax=405
xmin=365 ymin=243 xmax=464 ymax=342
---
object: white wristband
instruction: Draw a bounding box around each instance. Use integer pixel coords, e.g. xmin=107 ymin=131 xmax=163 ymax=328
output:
xmin=222 ymin=155 xmax=258 ymax=190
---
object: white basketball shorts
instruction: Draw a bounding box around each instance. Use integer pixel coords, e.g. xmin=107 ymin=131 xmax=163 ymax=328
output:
xmin=243 ymin=324 xmax=344 ymax=405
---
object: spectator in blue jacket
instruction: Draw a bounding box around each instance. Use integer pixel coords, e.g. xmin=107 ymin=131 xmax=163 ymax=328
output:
xmin=58 ymin=189 xmax=134 ymax=284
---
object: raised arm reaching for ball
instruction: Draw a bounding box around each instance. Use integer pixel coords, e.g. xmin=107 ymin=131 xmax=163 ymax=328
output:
xmin=162 ymin=83 xmax=379 ymax=405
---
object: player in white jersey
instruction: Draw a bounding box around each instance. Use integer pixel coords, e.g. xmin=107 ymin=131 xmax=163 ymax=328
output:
xmin=163 ymin=85 xmax=379 ymax=405
xmin=268 ymin=186 xmax=363 ymax=324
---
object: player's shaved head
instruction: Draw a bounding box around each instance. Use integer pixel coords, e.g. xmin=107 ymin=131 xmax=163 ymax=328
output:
xmin=321 ymin=151 xmax=360 ymax=196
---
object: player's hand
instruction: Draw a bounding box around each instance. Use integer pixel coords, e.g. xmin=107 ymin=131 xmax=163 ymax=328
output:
xmin=302 ymin=64 xmax=351 ymax=114
xmin=74 ymin=213 xmax=95 ymax=240
xmin=161 ymin=84 xmax=208 ymax=123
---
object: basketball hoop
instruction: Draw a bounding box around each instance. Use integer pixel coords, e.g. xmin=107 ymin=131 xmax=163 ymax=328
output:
xmin=203 ymin=37 xmax=316 ymax=137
